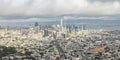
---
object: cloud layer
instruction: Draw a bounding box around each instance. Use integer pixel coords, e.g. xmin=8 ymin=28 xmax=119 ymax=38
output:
xmin=0 ymin=0 xmax=120 ymax=16
xmin=0 ymin=0 xmax=120 ymax=21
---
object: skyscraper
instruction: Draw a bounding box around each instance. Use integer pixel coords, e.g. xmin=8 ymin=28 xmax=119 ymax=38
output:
xmin=43 ymin=30 xmax=49 ymax=37
xmin=81 ymin=24 xmax=86 ymax=30
xmin=35 ymin=22 xmax=39 ymax=27
xmin=61 ymin=18 xmax=63 ymax=27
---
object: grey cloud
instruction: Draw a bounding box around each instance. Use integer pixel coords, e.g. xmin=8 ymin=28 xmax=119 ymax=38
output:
xmin=0 ymin=0 xmax=120 ymax=20
xmin=88 ymin=0 xmax=120 ymax=2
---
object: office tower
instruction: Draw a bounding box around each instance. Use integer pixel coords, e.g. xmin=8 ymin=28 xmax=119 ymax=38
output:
xmin=45 ymin=25 xmax=48 ymax=30
xmin=72 ymin=25 xmax=75 ymax=31
xmin=81 ymin=24 xmax=86 ymax=30
xmin=78 ymin=25 xmax=81 ymax=31
xmin=67 ymin=25 xmax=72 ymax=33
xmin=35 ymin=22 xmax=39 ymax=27
xmin=61 ymin=18 xmax=63 ymax=27
xmin=75 ymin=25 xmax=78 ymax=31
xmin=60 ymin=18 xmax=64 ymax=31
xmin=53 ymin=32 xmax=57 ymax=39
xmin=39 ymin=25 xmax=42 ymax=30
xmin=43 ymin=30 xmax=49 ymax=37
xmin=61 ymin=33 xmax=66 ymax=38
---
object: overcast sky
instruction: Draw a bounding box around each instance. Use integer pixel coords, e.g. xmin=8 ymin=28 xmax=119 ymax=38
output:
xmin=0 ymin=0 xmax=120 ymax=22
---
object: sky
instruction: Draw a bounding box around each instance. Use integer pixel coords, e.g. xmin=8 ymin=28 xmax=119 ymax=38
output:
xmin=0 ymin=0 xmax=120 ymax=22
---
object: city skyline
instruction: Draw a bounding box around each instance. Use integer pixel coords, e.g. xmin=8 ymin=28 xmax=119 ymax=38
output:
xmin=0 ymin=0 xmax=120 ymax=60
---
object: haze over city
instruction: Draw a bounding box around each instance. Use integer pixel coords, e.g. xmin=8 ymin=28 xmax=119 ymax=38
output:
xmin=0 ymin=0 xmax=120 ymax=60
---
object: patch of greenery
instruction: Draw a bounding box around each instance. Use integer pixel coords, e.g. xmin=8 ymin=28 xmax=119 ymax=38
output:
xmin=0 ymin=46 xmax=17 ymax=58
xmin=15 ymin=51 xmax=23 ymax=55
